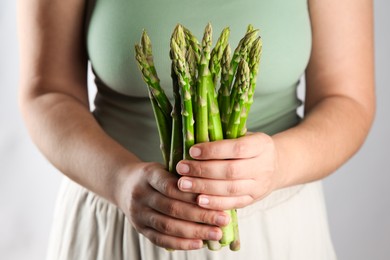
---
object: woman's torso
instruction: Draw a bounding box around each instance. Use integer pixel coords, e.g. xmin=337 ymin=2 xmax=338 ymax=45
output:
xmin=85 ymin=0 xmax=311 ymax=162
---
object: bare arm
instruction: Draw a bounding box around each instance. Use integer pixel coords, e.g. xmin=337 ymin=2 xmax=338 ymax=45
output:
xmin=17 ymin=0 xmax=139 ymax=206
xmin=17 ymin=0 xmax=228 ymax=250
xmin=274 ymin=0 xmax=375 ymax=187
xmin=176 ymin=0 xmax=375 ymax=210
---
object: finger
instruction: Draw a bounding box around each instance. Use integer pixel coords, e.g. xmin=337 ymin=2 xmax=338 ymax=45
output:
xmin=142 ymin=227 xmax=204 ymax=250
xmin=143 ymin=209 xmax=223 ymax=241
xmin=189 ymin=132 xmax=270 ymax=160
xmin=176 ymin=158 xmax=257 ymax=180
xmin=147 ymin=168 xmax=198 ymax=204
xmin=147 ymin=191 xmax=230 ymax=227
xmin=178 ymin=177 xmax=256 ymax=197
xmin=197 ymin=194 xmax=254 ymax=211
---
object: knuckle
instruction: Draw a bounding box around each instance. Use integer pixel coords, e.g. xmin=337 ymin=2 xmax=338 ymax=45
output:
xmin=227 ymin=181 xmax=240 ymax=195
xmin=167 ymin=201 xmax=181 ymax=217
xmin=191 ymin=227 xmax=205 ymax=239
xmin=142 ymin=162 xmax=161 ymax=176
xmin=148 ymin=214 xmax=158 ymax=229
xmin=159 ymin=179 xmax=169 ymax=194
xmin=214 ymin=198 xmax=224 ymax=210
xmin=192 ymin=180 xmax=207 ymax=193
xmin=130 ymin=185 xmax=144 ymax=201
xmin=192 ymin=162 xmax=204 ymax=177
xmin=150 ymin=214 xmax=174 ymax=235
xmin=164 ymin=180 xmax=177 ymax=198
xmin=160 ymin=220 xmax=174 ymax=234
xmin=198 ymin=182 xmax=207 ymax=193
xmin=150 ymin=233 xmax=164 ymax=247
xmin=233 ymin=141 xmax=246 ymax=157
xmin=226 ymin=162 xmax=238 ymax=179
xmin=198 ymin=209 xmax=211 ymax=224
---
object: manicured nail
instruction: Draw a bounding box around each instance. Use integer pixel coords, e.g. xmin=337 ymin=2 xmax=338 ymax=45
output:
xmin=209 ymin=230 xmax=221 ymax=240
xmin=176 ymin=163 xmax=190 ymax=174
xmin=190 ymin=147 xmax=201 ymax=157
xmin=198 ymin=196 xmax=209 ymax=206
xmin=179 ymin=179 xmax=192 ymax=190
xmin=216 ymin=214 xmax=230 ymax=226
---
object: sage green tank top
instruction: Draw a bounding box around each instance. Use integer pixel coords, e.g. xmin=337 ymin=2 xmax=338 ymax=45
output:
xmin=86 ymin=0 xmax=312 ymax=163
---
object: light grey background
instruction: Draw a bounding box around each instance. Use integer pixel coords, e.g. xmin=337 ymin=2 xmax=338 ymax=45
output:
xmin=1 ymin=1 xmax=389 ymax=259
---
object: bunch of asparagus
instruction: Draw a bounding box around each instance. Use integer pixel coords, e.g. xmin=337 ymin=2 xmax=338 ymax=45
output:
xmin=135 ymin=23 xmax=262 ymax=251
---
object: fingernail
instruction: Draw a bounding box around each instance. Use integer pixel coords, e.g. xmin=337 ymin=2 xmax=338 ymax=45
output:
xmin=198 ymin=196 xmax=209 ymax=206
xmin=216 ymin=215 xmax=229 ymax=226
xmin=179 ymin=179 xmax=192 ymax=190
xmin=190 ymin=147 xmax=201 ymax=157
xmin=209 ymin=230 xmax=222 ymax=240
xmin=191 ymin=241 xmax=202 ymax=249
xmin=176 ymin=163 xmax=190 ymax=174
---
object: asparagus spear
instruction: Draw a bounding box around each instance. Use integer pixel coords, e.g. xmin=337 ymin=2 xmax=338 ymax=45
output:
xmin=183 ymin=26 xmax=201 ymax=63
xmin=137 ymin=31 xmax=173 ymax=121
xmin=221 ymin=29 xmax=258 ymax=132
xmin=226 ymin=59 xmax=250 ymax=139
xmin=210 ymin=27 xmax=230 ymax=85
xmin=229 ymin=209 xmax=240 ymax=251
xmin=148 ymin=91 xmax=172 ymax=168
xmin=196 ymin=24 xmax=221 ymax=251
xmin=134 ymin=39 xmax=172 ymax=168
xmin=237 ymin=36 xmax=262 ymax=137
xmin=170 ymin=25 xmax=195 ymax=159
xmin=195 ymin=23 xmax=212 ymax=144
xmin=168 ymin=60 xmax=183 ymax=175
xmin=218 ymin=44 xmax=232 ymax=134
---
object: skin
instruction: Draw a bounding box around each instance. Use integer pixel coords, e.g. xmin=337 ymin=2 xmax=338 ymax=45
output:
xmin=17 ymin=0 xmax=374 ymax=251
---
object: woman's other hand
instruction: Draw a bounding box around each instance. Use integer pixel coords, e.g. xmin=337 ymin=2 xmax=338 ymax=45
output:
xmin=176 ymin=132 xmax=282 ymax=211
xmin=115 ymin=162 xmax=230 ymax=250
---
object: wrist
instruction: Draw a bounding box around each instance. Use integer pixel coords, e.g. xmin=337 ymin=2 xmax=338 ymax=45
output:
xmin=110 ymin=160 xmax=144 ymax=207
xmin=272 ymin=133 xmax=296 ymax=190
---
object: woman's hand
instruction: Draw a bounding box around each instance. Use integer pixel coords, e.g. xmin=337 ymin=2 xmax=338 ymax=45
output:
xmin=115 ymin=162 xmax=231 ymax=250
xmin=176 ymin=132 xmax=282 ymax=211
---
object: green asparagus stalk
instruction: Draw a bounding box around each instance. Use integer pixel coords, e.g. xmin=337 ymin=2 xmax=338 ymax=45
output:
xmin=148 ymin=91 xmax=172 ymax=168
xmin=218 ymin=44 xmax=231 ymax=133
xmin=226 ymin=59 xmax=250 ymax=139
xmin=237 ymin=36 xmax=262 ymax=137
xmin=218 ymin=44 xmax=232 ymax=134
xmin=168 ymin=60 xmax=183 ymax=175
xmin=229 ymin=209 xmax=240 ymax=251
xmin=170 ymin=25 xmax=195 ymax=159
xmin=138 ymin=31 xmax=173 ymax=121
xmin=183 ymin=26 xmax=201 ymax=63
xmin=208 ymin=27 xmax=230 ymax=141
xmin=186 ymin=46 xmax=198 ymax=118
xmin=222 ymin=29 xmax=258 ymax=131
xmin=195 ymin=23 xmax=212 ymax=144
xmin=206 ymin=27 xmax=236 ymax=249
xmin=210 ymin=27 xmax=230 ymax=85
xmin=135 ymin=39 xmax=172 ymax=168
xmin=228 ymin=29 xmax=258 ymax=88
xmin=195 ymin=23 xmax=224 ymax=251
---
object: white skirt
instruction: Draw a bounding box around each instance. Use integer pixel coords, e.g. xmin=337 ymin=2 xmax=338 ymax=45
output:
xmin=46 ymin=177 xmax=337 ymax=260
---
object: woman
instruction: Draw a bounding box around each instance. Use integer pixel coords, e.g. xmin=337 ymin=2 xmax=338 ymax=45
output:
xmin=17 ymin=0 xmax=374 ymax=259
